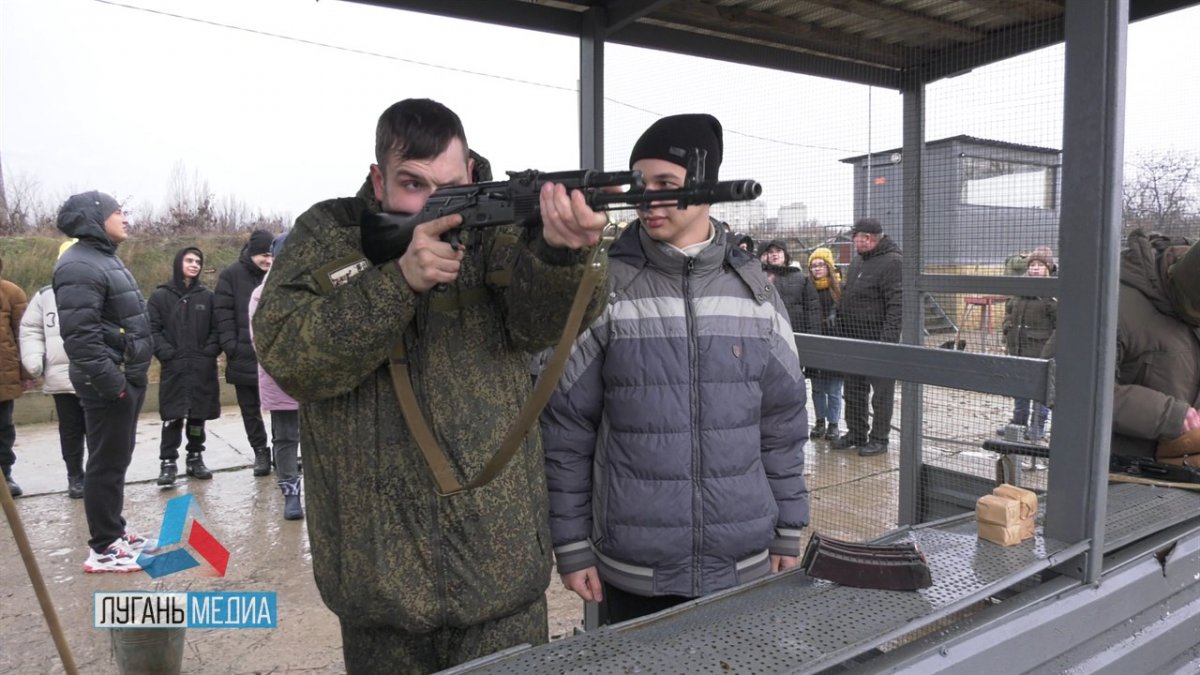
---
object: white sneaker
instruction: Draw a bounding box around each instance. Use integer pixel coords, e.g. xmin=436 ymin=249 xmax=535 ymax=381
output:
xmin=122 ymin=529 xmax=156 ymax=554
xmin=84 ymin=540 xmax=142 ymax=573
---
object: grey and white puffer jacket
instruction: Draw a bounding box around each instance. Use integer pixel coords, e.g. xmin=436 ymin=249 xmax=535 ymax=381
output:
xmin=541 ymin=222 xmax=810 ymax=599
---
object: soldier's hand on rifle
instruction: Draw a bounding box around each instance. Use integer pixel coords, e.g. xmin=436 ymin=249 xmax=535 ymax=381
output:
xmin=539 ymin=181 xmax=606 ymax=250
xmin=397 ymin=213 xmax=465 ymax=293
xmin=771 ymin=554 xmax=799 ymax=573
xmin=1185 ymin=407 xmax=1200 ymax=433
xmin=560 ymin=566 xmax=604 ymax=603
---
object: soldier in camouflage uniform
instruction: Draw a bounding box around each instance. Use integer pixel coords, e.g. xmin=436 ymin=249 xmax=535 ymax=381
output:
xmin=253 ymin=98 xmax=609 ymax=673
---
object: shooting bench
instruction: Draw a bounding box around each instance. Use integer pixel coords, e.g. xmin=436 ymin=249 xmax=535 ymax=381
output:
xmin=443 ymin=482 xmax=1200 ymax=674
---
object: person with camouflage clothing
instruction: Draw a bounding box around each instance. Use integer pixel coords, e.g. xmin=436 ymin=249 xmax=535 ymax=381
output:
xmin=252 ymin=98 xmax=608 ymax=674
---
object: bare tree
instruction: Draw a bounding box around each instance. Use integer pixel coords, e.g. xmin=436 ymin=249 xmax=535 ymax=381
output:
xmin=1122 ymin=150 xmax=1200 ymax=238
xmin=1 ymin=167 xmax=58 ymax=234
xmin=165 ymin=160 xmax=218 ymax=232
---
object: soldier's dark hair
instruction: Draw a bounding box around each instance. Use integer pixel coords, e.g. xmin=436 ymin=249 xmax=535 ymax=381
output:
xmin=374 ymin=98 xmax=469 ymax=167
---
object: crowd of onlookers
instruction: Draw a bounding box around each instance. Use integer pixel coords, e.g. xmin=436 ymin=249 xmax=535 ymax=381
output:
xmin=1 ymin=197 xmax=299 ymax=574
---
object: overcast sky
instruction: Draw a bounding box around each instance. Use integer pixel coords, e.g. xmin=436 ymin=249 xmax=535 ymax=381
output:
xmin=2 ymin=0 xmax=1198 ymax=227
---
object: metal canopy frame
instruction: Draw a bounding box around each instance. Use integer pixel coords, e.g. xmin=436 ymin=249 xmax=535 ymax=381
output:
xmin=346 ymin=0 xmax=1194 ymax=585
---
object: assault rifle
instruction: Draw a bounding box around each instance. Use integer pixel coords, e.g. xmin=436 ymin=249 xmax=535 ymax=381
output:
xmin=359 ymin=148 xmax=762 ymax=264
xmin=1110 ymin=454 xmax=1200 ymax=484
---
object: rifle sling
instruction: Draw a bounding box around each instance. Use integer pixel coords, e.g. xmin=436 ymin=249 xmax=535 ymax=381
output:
xmin=389 ymin=262 xmax=603 ymax=497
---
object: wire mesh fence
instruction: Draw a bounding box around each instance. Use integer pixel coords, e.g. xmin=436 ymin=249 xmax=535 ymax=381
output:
xmin=595 ymin=4 xmax=1200 ymax=555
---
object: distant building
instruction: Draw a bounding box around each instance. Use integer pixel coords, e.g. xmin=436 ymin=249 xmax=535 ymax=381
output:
xmin=840 ymin=135 xmax=1062 ymax=265
xmin=711 ymin=200 xmax=768 ymax=233
xmin=778 ymin=202 xmax=809 ymax=230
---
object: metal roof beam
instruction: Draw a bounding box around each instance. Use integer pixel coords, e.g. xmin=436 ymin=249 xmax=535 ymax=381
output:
xmin=344 ymin=0 xmax=583 ymax=36
xmin=611 ymin=22 xmax=903 ymax=89
xmin=798 ymin=0 xmax=985 ymax=44
xmin=603 ymin=0 xmax=669 ymax=35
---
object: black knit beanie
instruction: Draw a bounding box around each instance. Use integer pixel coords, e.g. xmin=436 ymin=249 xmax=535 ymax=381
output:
xmin=629 ymin=114 xmax=723 ymax=181
xmin=247 ymin=229 xmax=274 ymax=256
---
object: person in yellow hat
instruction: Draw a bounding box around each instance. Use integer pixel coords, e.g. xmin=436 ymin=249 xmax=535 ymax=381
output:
xmin=806 ymin=247 xmax=844 ymax=441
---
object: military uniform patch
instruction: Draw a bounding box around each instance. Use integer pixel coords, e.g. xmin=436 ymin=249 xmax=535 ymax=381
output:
xmin=313 ymin=256 xmax=372 ymax=294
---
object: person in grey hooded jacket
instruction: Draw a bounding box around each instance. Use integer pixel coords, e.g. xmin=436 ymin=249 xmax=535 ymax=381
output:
xmin=53 ymin=191 xmax=153 ymax=573
xmin=541 ymin=114 xmax=809 ymax=625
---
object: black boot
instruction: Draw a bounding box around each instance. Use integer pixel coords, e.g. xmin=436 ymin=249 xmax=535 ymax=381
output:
xmin=67 ymin=475 xmax=85 ymax=499
xmin=4 ymin=468 xmax=22 ymax=498
xmin=252 ymin=447 xmax=272 ymax=477
xmin=156 ymin=460 xmax=178 ymax=487
xmin=186 ymin=452 xmax=213 ymax=480
xmin=811 ymin=418 xmax=826 ymax=438
xmin=824 ymin=422 xmax=839 ymax=441
xmin=280 ymin=477 xmax=304 ymax=520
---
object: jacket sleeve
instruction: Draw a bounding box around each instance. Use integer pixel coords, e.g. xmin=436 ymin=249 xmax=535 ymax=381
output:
xmin=760 ymin=295 xmax=810 ymax=557
xmin=540 ymin=306 xmax=610 ymax=575
xmin=147 ymin=291 xmax=178 ymax=363
xmin=802 ymin=277 xmax=820 ymax=334
xmin=879 ymin=256 xmax=904 ymax=343
xmin=497 ymin=227 xmax=608 ymax=353
xmin=253 ymin=203 xmax=419 ymax=402
xmin=203 ymin=298 xmax=221 ymax=359
xmin=18 ymin=290 xmax=46 ymax=378
xmin=56 ymin=261 xmax=125 ymax=400
xmin=213 ymin=270 xmax=238 ymax=358
xmin=1113 ymin=333 xmax=1189 ymax=441
xmin=9 ymin=285 xmax=30 ymax=381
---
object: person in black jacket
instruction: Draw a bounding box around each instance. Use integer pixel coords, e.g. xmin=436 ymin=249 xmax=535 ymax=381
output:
xmin=831 ymin=218 xmax=902 ymax=457
xmin=148 ymin=247 xmax=221 ymax=485
xmin=759 ymin=239 xmax=819 ymax=335
xmin=214 ymin=229 xmax=273 ymax=475
xmin=53 ymin=191 xmax=153 ymax=573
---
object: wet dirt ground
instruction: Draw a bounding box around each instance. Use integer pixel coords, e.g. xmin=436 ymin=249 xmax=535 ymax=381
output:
xmin=0 ymin=409 xmax=588 ymax=674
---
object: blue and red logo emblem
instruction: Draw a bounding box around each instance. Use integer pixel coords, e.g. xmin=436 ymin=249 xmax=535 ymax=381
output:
xmin=138 ymin=494 xmax=230 ymax=578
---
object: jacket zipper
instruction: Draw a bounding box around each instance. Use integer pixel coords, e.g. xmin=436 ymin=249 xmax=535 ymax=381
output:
xmin=411 ymin=304 xmax=448 ymax=624
xmin=685 ymin=257 xmax=702 ymax=597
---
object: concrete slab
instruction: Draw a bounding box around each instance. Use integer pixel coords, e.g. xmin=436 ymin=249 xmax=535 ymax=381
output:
xmin=8 ymin=407 xmax=263 ymax=497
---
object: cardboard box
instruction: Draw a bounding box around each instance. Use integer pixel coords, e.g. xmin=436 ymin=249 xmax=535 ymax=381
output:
xmin=978 ymin=521 xmax=1025 ymax=547
xmin=993 ymin=484 xmax=1037 ymax=539
xmin=976 ymin=494 xmax=1021 ymax=526
xmin=993 ymin=484 xmax=1037 ymax=519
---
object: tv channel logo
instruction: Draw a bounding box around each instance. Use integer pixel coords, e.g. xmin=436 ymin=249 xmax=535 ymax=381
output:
xmin=95 ymin=591 xmax=277 ymax=629
xmin=137 ymin=494 xmax=230 ymax=578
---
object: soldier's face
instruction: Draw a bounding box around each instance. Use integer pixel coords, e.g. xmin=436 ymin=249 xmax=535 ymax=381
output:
xmin=633 ymin=158 xmax=711 ymax=249
xmin=371 ymin=138 xmax=474 ymax=216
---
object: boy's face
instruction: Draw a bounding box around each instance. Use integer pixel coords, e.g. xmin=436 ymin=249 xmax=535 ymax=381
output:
xmin=371 ymin=137 xmax=474 ymax=215
xmin=633 ymin=157 xmax=711 ymax=248
xmin=104 ymin=208 xmax=130 ymax=244
xmin=1027 ymin=260 xmax=1049 ymax=276
xmin=181 ymin=252 xmax=202 ymax=280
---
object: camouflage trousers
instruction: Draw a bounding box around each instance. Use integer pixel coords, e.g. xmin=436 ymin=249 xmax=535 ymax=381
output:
xmin=339 ymin=596 xmax=547 ymax=674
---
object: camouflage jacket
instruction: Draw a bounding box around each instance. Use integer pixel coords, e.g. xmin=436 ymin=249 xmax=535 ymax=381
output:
xmin=253 ymin=179 xmax=607 ymax=631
